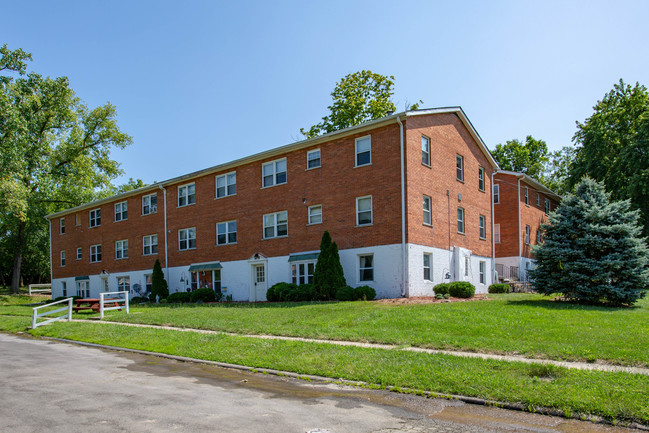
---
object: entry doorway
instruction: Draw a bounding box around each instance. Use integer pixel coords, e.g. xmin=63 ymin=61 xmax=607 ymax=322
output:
xmin=76 ymin=280 xmax=89 ymax=298
xmin=250 ymin=263 xmax=267 ymax=302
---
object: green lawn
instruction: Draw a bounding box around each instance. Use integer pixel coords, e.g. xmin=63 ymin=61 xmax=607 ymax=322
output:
xmin=95 ymin=293 xmax=649 ymax=366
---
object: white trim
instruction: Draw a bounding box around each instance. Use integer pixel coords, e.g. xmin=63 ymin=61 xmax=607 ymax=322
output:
xmin=142 ymin=192 xmax=158 ymax=215
xmin=115 ymin=239 xmax=129 ymax=260
xmin=177 ymin=182 xmax=196 ymax=207
xmin=215 ymin=171 xmax=236 ymax=199
xmin=306 ymin=149 xmax=321 ymax=170
xmin=90 ymin=244 xmax=102 ymax=263
xmin=356 ymin=195 xmax=373 ymax=226
xmin=261 ymin=158 xmax=287 ymax=188
xmin=178 ymin=227 xmax=197 ymax=250
xmin=216 ymin=220 xmax=237 ymax=245
xmin=263 ymin=211 xmax=288 ymax=239
xmin=114 ymin=201 xmax=128 ymax=222
xmin=89 ymin=208 xmax=101 ymax=228
xmin=143 ymin=234 xmax=158 ymax=255
xmin=354 ymin=135 xmax=372 ymax=167
xmin=307 ymin=205 xmax=322 ymax=225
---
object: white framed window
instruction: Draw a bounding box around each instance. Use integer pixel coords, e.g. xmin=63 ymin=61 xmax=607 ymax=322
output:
xmin=465 ymin=256 xmax=470 ymax=277
xmin=422 ymin=136 xmax=431 ymax=166
xmin=90 ymin=244 xmax=102 ymax=263
xmin=178 ymin=183 xmax=195 ymax=207
xmin=545 ymin=198 xmax=551 ymax=215
xmin=61 ymin=281 xmax=67 ymax=297
xmin=262 ymin=158 xmax=287 ymax=187
xmin=525 ymin=225 xmax=531 ymax=245
xmin=216 ymin=172 xmax=236 ymax=198
xmin=142 ymin=193 xmax=157 ymax=215
xmin=456 ymin=154 xmax=464 ymax=181
xmin=308 ymin=205 xmax=322 ymax=225
xmin=145 ymin=274 xmax=153 ymax=292
xmin=356 ymin=196 xmax=372 ymax=226
xmin=524 ymin=187 xmax=529 ymax=206
xmin=479 ymin=215 xmax=486 ymax=239
xmin=536 ymin=193 xmax=540 ymax=206
xmin=307 ymin=149 xmax=321 ymax=169
xmin=493 ymin=184 xmax=500 ymax=204
xmin=536 ymin=229 xmax=541 ymax=243
xmin=494 ymin=224 xmax=501 ymax=244
xmin=89 ymin=208 xmax=101 ymax=228
xmin=143 ymin=234 xmax=158 ymax=255
xmin=423 ymin=253 xmax=431 ymax=281
xmin=76 ymin=247 xmax=82 ymax=260
xmin=359 ymin=254 xmax=374 ymax=282
xmin=355 ymin=136 xmax=371 ymax=167
xmin=114 ymin=201 xmax=128 ymax=222
xmin=423 ymin=195 xmax=432 ymax=226
xmin=457 ymin=207 xmax=465 ymax=234
xmin=179 ymin=228 xmax=196 ymax=250
xmin=479 ymin=261 xmax=486 ymax=284
xmin=115 ymin=239 xmax=129 ymax=260
xmin=478 ymin=167 xmax=485 ymax=191
xmin=60 ymin=218 xmax=65 ymax=234
xmin=60 ymin=251 xmax=66 ymax=267
xmin=217 ymin=221 xmax=237 ymax=245
xmin=263 ymin=211 xmax=288 ymax=239
xmin=117 ymin=276 xmax=130 ymax=293
xmin=291 ymin=261 xmax=316 ymax=285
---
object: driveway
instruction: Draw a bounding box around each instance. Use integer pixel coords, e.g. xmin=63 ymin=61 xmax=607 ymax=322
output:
xmin=0 ymin=333 xmax=641 ymax=433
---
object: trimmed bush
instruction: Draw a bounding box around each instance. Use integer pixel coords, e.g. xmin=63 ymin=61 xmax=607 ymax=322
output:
xmin=448 ymin=282 xmax=476 ymax=298
xmin=354 ymin=285 xmax=376 ymax=301
xmin=130 ymin=296 xmax=149 ymax=304
xmin=296 ymin=284 xmax=317 ymax=302
xmin=433 ymin=283 xmax=450 ymax=296
xmin=488 ymin=283 xmax=510 ymax=294
xmin=336 ymin=286 xmax=357 ymax=301
xmin=266 ymin=282 xmax=298 ymax=302
xmin=167 ymin=292 xmax=191 ymax=303
xmin=149 ymin=259 xmax=169 ymax=302
xmin=190 ymin=287 xmax=216 ymax=303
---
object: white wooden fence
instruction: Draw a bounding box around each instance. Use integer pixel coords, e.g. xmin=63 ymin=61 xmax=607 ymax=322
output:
xmin=28 ymin=283 xmax=52 ymax=295
xmin=32 ymin=298 xmax=72 ymax=329
xmin=99 ymin=291 xmax=129 ymax=319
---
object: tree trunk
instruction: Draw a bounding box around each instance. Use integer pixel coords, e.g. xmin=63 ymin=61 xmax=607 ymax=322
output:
xmin=10 ymin=221 xmax=26 ymax=294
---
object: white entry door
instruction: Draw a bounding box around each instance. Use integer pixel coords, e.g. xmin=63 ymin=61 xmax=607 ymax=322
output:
xmin=251 ymin=263 xmax=267 ymax=302
xmin=76 ymin=280 xmax=89 ymax=298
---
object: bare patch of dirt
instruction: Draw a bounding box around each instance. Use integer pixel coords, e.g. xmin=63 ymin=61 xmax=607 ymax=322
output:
xmin=375 ymin=294 xmax=491 ymax=305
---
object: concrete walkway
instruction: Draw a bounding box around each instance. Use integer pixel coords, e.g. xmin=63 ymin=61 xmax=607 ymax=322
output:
xmin=75 ymin=319 xmax=649 ymax=376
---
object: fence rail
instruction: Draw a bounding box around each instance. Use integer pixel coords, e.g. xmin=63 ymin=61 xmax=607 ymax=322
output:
xmin=100 ymin=291 xmax=130 ymax=319
xmin=32 ymin=298 xmax=72 ymax=329
xmin=28 ymin=283 xmax=52 ymax=295
xmin=495 ymin=264 xmax=519 ymax=281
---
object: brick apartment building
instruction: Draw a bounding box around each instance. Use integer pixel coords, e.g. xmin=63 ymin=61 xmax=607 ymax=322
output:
xmin=47 ymin=107 xmax=499 ymax=301
xmin=493 ymin=171 xmax=561 ymax=282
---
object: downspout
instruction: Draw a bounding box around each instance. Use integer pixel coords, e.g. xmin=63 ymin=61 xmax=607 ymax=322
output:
xmin=517 ymin=177 xmax=522 ymax=277
xmin=48 ymin=219 xmax=53 ymax=286
xmin=159 ymin=185 xmax=169 ymax=282
xmin=491 ymin=171 xmax=497 ymax=283
xmin=397 ymin=115 xmax=407 ymax=297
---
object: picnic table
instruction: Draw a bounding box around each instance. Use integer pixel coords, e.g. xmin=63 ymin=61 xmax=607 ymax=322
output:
xmin=73 ymin=298 xmax=121 ymax=313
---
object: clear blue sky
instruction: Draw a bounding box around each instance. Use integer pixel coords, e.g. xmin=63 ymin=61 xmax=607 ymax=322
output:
xmin=3 ymin=0 xmax=649 ymax=185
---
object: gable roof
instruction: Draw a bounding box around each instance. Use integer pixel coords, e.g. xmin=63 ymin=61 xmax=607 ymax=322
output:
xmin=495 ymin=170 xmax=561 ymax=201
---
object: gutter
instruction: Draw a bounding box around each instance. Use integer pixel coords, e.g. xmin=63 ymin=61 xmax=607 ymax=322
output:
xmin=397 ymin=115 xmax=408 ymax=297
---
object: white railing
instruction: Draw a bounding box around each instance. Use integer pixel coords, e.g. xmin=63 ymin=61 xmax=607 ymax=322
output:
xmin=100 ymin=291 xmax=130 ymax=319
xmin=32 ymin=298 xmax=73 ymax=329
xmin=28 ymin=283 xmax=52 ymax=295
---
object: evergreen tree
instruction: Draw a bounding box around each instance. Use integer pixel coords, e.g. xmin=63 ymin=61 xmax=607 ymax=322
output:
xmin=313 ymin=231 xmax=332 ymax=299
xmin=531 ymin=178 xmax=649 ymax=305
xmin=330 ymin=242 xmax=347 ymax=291
xmin=150 ymin=259 xmax=169 ymax=302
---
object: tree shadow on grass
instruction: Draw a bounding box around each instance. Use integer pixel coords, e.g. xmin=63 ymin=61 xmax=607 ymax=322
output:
xmin=503 ymin=297 xmax=641 ymax=312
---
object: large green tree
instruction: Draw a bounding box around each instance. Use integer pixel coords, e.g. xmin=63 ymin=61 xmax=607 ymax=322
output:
xmin=570 ymin=79 xmax=649 ymax=235
xmin=491 ymin=135 xmax=549 ymax=180
xmin=301 ymin=70 xmax=420 ymax=138
xmin=0 ymin=44 xmax=132 ymax=292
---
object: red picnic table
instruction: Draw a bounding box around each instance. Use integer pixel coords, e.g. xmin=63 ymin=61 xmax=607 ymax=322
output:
xmin=72 ymin=298 xmax=121 ymax=313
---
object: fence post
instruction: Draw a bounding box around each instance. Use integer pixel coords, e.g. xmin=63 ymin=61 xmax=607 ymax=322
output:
xmin=125 ymin=292 xmax=129 ymax=314
xmin=67 ymin=298 xmax=73 ymax=322
xmin=32 ymin=309 xmax=37 ymax=329
xmin=100 ymin=293 xmax=105 ymax=320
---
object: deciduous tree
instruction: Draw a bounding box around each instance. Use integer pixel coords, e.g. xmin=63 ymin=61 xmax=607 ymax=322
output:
xmin=491 ymin=135 xmax=549 ymax=180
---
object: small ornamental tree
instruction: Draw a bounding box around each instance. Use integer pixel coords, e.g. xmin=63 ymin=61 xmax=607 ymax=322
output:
xmin=150 ymin=259 xmax=169 ymax=302
xmin=531 ymin=178 xmax=649 ymax=305
xmin=313 ymin=231 xmax=347 ymax=299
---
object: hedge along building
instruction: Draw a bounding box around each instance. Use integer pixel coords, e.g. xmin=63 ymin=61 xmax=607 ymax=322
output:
xmin=493 ymin=171 xmax=561 ymax=282
xmin=46 ymin=107 xmax=499 ymax=301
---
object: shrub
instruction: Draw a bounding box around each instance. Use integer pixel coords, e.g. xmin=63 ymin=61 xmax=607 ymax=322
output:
xmin=354 ymin=285 xmax=376 ymax=301
xmin=433 ymin=283 xmax=450 ymax=296
xmin=266 ymin=282 xmax=298 ymax=302
xmin=314 ymin=231 xmax=347 ymax=300
xmin=335 ymin=286 xmax=357 ymax=301
xmin=149 ymin=259 xmax=169 ymax=302
xmin=190 ymin=287 xmax=216 ymax=303
xmin=167 ymin=292 xmax=191 ymax=303
xmin=130 ymin=296 xmax=149 ymax=304
xmin=296 ymin=284 xmax=317 ymax=302
xmin=448 ymin=282 xmax=476 ymax=298
xmin=488 ymin=283 xmax=510 ymax=294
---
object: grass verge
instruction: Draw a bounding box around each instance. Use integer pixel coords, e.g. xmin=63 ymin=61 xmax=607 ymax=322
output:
xmin=0 ymin=316 xmax=647 ymax=426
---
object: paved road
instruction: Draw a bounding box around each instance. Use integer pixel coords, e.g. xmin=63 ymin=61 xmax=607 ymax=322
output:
xmin=0 ymin=333 xmax=642 ymax=433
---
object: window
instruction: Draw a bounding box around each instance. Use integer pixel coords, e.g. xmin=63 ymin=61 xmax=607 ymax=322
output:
xmin=60 ymin=218 xmax=65 ymax=234
xmin=142 ymin=193 xmax=157 ymax=215
xmin=545 ymin=199 xmax=551 ymax=215
xmin=359 ymin=254 xmax=374 ymax=282
xmin=479 ymin=261 xmax=486 ymax=284
xmin=524 ymin=187 xmax=529 ymax=206
xmin=536 ymin=193 xmax=540 ymax=206
xmin=178 ymin=183 xmax=195 ymax=207
xmin=356 ymin=196 xmax=372 ymax=226
xmin=478 ymin=167 xmax=485 ymax=191
xmin=494 ymin=224 xmax=501 ymax=244
xmin=308 ymin=205 xmax=322 ymax=225
xmin=307 ymin=149 xmax=321 ymax=169
xmin=117 ymin=276 xmax=130 ymax=293
xmin=145 ymin=274 xmax=152 ymax=292
xmin=216 ymin=172 xmax=236 ymax=198
xmin=62 ymin=281 xmax=67 ymax=297
xmin=90 ymin=244 xmax=102 ymax=263
xmin=263 ymin=211 xmax=288 ymax=238
xmin=423 ymin=195 xmax=432 ymax=225
xmin=456 ymin=155 xmax=464 ymax=181
xmin=355 ymin=136 xmax=371 ymax=166
xmin=60 ymin=251 xmax=66 ymax=267
xmin=143 ymin=234 xmax=158 ymax=255
xmin=479 ymin=215 xmax=486 ymax=239
xmin=262 ymin=159 xmax=287 ymax=187
xmin=464 ymin=256 xmax=470 ymax=277
xmin=457 ymin=207 xmax=465 ymax=234
xmin=536 ymin=229 xmax=541 ymax=243
xmin=179 ymin=228 xmax=196 ymax=250
xmin=89 ymin=208 xmax=101 ymax=227
xmin=292 ymin=261 xmax=315 ymax=285
xmin=75 ymin=213 xmax=81 ymax=226
xmin=76 ymin=247 xmax=82 ymax=260
xmin=114 ymin=201 xmax=128 ymax=222
xmin=525 ymin=225 xmax=531 ymax=245
xmin=115 ymin=240 xmax=129 ymax=260
xmin=493 ymin=184 xmax=500 ymax=204
xmin=423 ymin=254 xmax=431 ymax=281
xmin=422 ymin=136 xmax=431 ymax=166
xmin=217 ymin=221 xmax=237 ymax=245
